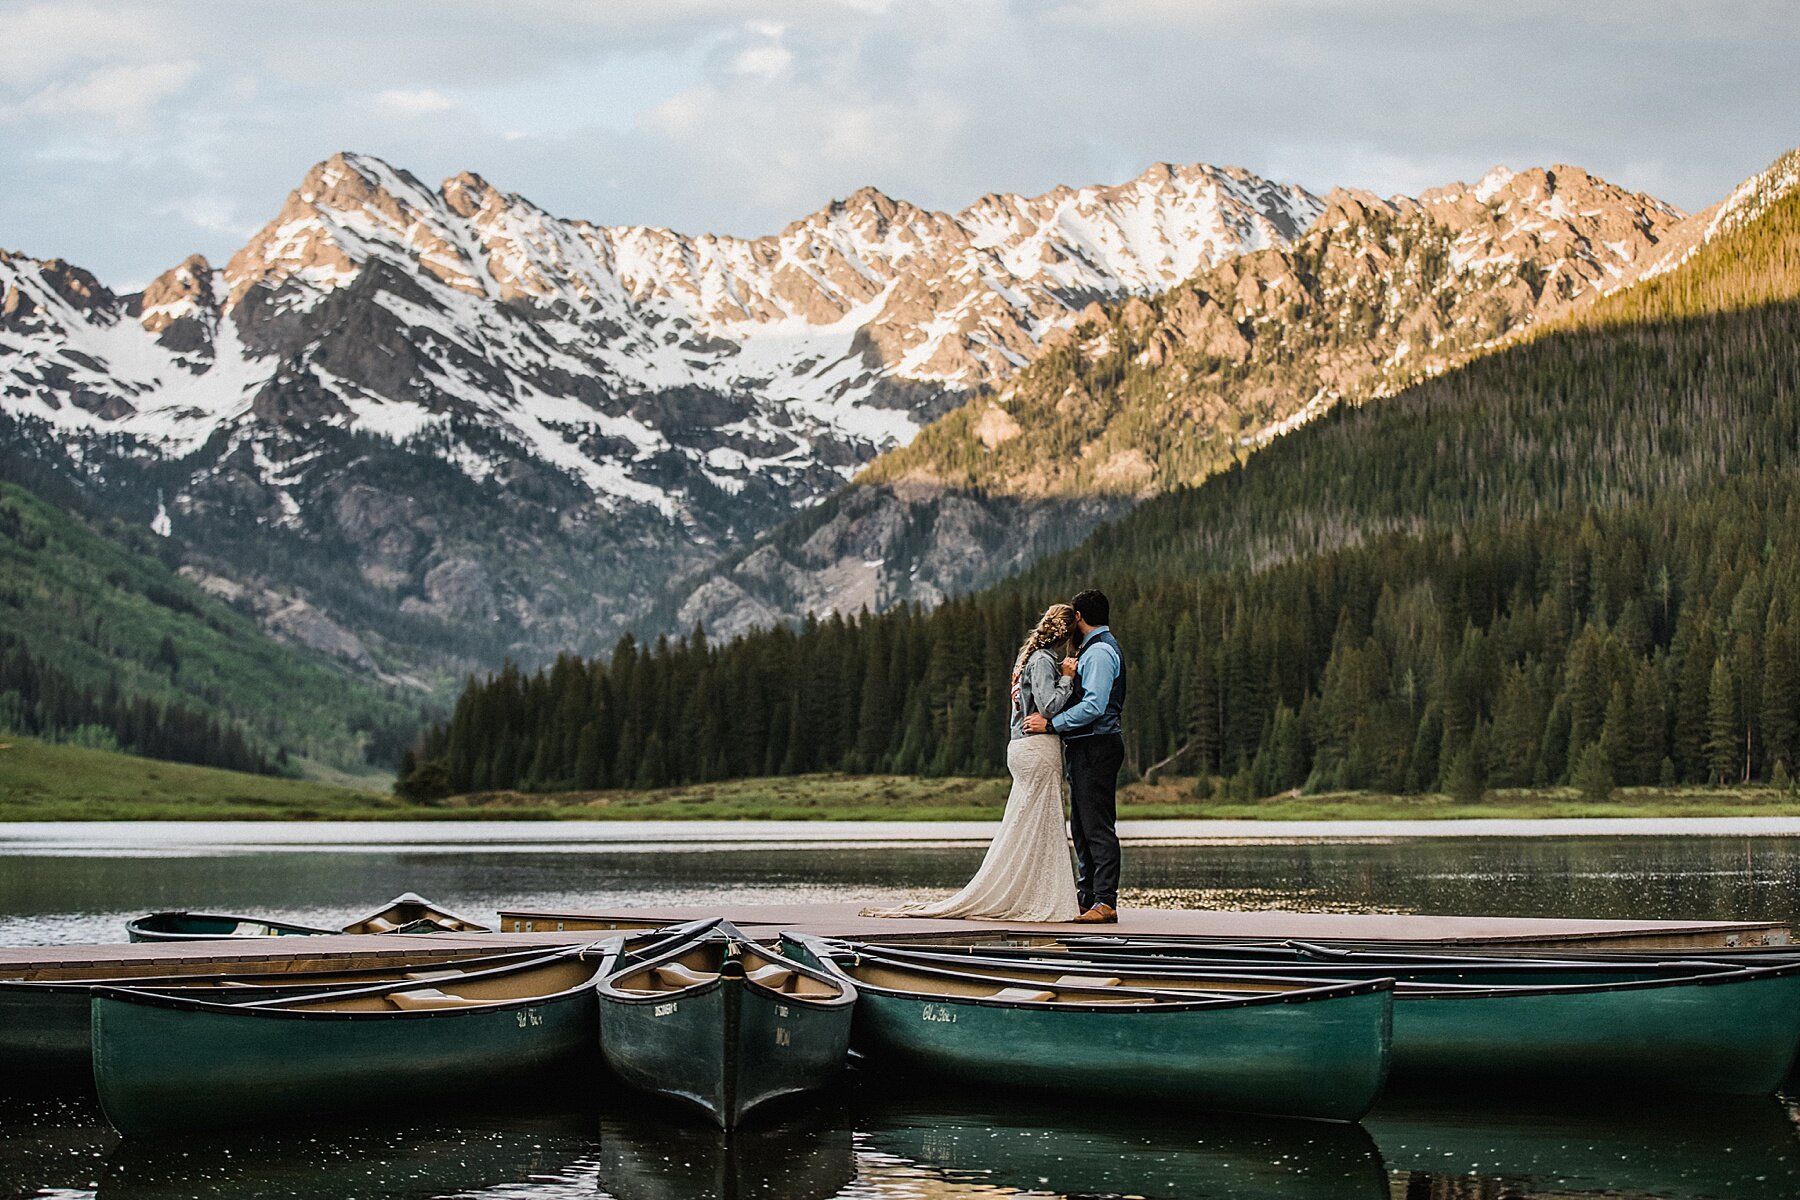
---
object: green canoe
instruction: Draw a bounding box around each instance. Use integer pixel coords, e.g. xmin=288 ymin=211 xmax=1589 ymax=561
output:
xmin=787 ymin=936 xmax=1392 ymax=1123
xmin=3 ymin=944 xmax=561 ymax=1087
xmin=861 ymin=941 xmax=1800 ymax=1095
xmin=90 ymin=944 xmax=609 ymax=1134
xmin=597 ymin=927 xmax=856 ymax=1129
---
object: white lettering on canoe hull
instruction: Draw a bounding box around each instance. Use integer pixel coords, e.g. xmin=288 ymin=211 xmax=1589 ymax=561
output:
xmin=515 ymin=1008 xmax=544 ymax=1028
xmin=921 ymin=1003 xmax=957 ymax=1024
xmin=654 ymin=1002 xmax=678 ymax=1017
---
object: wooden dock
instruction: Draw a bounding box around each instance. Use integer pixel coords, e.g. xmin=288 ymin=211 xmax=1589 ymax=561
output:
xmin=1 ymin=904 xmax=1786 ymax=974
xmin=496 ymin=903 xmax=1793 ymax=951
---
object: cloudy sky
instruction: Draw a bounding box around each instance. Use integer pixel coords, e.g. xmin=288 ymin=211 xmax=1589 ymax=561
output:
xmin=4 ymin=0 xmax=1797 ymax=287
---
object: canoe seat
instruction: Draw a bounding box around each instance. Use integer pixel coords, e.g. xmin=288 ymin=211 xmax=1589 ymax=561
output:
xmin=402 ymin=969 xmax=460 ymax=981
xmin=650 ymin=964 xmax=717 ymax=990
xmin=746 ymin=965 xmax=802 ymax=992
xmin=386 ymin=988 xmax=483 ymax=1011
xmin=359 ymin=918 xmax=399 ymax=934
xmin=1055 ymin=975 xmax=1122 ymax=988
xmin=987 ymin=987 xmax=1058 ymax=1003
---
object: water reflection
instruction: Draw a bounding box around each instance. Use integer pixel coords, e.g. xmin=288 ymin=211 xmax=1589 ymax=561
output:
xmin=849 ymin=1082 xmax=1389 ymax=1199
xmin=595 ymin=1110 xmax=854 ymax=1200
xmin=0 ymin=1095 xmax=112 ymax=1197
xmin=96 ymin=1110 xmax=595 ymax=1200
xmin=5 ymin=1084 xmax=1800 ymax=1199
xmin=9 ymin=834 xmax=1800 ymax=946
xmin=1371 ymin=1094 xmax=1800 ymax=1199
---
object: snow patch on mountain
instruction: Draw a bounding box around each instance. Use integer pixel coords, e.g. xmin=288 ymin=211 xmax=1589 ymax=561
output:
xmin=2 ymin=153 xmax=1329 ymax=530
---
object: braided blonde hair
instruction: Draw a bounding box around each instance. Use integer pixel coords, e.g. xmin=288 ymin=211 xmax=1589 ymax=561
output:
xmin=1014 ymin=604 xmax=1076 ymax=676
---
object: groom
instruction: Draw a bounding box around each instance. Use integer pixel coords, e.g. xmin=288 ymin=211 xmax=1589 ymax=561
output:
xmin=1022 ymin=588 xmax=1126 ymax=924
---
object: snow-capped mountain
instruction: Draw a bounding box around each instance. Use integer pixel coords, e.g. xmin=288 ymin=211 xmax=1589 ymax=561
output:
xmin=671 ymin=163 xmax=1693 ymax=637
xmin=1 ymin=153 xmax=1321 ymax=506
xmin=0 ymin=152 xmax=1323 ymax=671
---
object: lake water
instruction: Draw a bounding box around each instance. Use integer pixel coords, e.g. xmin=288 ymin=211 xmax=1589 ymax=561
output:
xmin=5 ymin=820 xmax=1800 ymax=1198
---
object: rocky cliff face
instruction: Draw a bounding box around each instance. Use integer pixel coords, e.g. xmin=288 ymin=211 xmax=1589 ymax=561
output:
xmin=0 ymin=152 xmax=1323 ymax=671
xmin=672 ymin=164 xmax=1693 ymax=635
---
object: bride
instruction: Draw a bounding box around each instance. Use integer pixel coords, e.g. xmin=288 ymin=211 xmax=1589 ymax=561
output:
xmin=863 ymin=604 xmax=1080 ymax=921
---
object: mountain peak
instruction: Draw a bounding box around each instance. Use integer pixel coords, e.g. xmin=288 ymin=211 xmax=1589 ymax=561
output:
xmin=441 ymin=170 xmax=500 ymax=218
xmin=831 ymin=184 xmax=907 ymax=218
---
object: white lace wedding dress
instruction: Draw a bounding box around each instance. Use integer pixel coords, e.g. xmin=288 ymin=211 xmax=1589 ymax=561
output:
xmin=863 ymin=651 xmax=1079 ymax=922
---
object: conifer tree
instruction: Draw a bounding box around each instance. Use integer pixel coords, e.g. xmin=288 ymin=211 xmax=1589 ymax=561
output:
xmin=1572 ymin=742 xmax=1615 ymax=801
xmin=1707 ymin=657 xmax=1742 ymax=784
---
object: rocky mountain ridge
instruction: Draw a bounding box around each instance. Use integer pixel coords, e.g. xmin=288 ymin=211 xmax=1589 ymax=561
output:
xmin=673 ymin=161 xmax=1702 ymax=635
xmin=0 ymin=152 xmax=1324 ymax=673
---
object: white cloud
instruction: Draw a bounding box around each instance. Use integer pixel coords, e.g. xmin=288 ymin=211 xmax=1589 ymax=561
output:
xmin=0 ymin=0 xmax=1795 ymax=287
xmin=0 ymin=3 xmax=172 ymax=89
xmin=732 ymin=43 xmax=793 ymax=78
xmin=3 ymin=60 xmax=198 ymax=125
xmin=374 ymin=88 xmax=456 ymax=116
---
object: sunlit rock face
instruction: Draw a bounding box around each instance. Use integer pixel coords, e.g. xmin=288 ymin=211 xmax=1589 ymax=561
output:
xmin=0 ymin=151 xmax=1325 ymax=662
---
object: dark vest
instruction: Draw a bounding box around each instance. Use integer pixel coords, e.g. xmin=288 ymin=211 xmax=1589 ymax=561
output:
xmin=1067 ymin=628 xmax=1126 ymax=738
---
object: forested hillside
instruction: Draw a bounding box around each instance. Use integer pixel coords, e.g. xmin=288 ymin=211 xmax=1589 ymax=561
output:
xmin=655 ymin=166 xmax=1684 ymax=637
xmin=406 ymin=153 xmax=1800 ymax=802
xmin=0 ymin=477 xmax=428 ymax=776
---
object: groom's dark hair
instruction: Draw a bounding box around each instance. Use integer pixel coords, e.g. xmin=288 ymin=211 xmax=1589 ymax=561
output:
xmin=1071 ymin=589 xmax=1110 ymax=627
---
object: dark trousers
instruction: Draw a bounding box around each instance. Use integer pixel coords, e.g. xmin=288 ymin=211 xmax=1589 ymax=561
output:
xmin=1066 ymin=732 xmax=1124 ymax=910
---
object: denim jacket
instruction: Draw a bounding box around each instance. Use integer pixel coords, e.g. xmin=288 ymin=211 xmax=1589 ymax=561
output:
xmin=1009 ymin=648 xmax=1074 ymax=740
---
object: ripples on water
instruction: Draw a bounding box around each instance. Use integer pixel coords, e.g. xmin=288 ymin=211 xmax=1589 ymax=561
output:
xmin=6 ymin=826 xmax=1800 ymax=1196
xmin=6 ymin=827 xmax=1800 ymax=945
xmin=5 ymin=1083 xmax=1799 ymax=1200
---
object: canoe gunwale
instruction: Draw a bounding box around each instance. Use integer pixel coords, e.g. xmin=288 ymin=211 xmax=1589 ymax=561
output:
xmin=0 ymin=945 xmax=558 ymax=995
xmin=849 ymin=943 xmax=1800 ymax=1002
xmin=87 ymin=945 xmax=609 ymax=1022
xmin=338 ymin=892 xmax=495 ymax=935
xmin=124 ymin=912 xmax=339 ymax=941
xmin=1390 ymin=959 xmax=1800 ymax=1001
xmin=596 ymin=932 xmax=855 ymax=1012
xmin=799 ymin=939 xmax=1393 ymax=1014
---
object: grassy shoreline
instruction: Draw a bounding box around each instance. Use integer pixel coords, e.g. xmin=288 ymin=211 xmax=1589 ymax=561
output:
xmin=7 ymin=736 xmax=1800 ymax=822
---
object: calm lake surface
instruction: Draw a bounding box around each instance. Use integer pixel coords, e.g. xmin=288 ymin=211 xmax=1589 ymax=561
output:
xmin=5 ymin=819 xmax=1800 ymax=1198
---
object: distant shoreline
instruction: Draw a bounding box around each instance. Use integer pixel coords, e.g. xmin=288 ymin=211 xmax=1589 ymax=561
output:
xmin=8 ymin=817 xmax=1800 ymax=847
xmin=7 ymin=736 xmax=1800 ymax=823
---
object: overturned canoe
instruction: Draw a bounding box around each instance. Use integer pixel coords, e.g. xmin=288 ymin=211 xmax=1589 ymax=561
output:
xmin=125 ymin=912 xmax=337 ymax=942
xmin=124 ymin=892 xmax=492 ymax=942
xmin=90 ymin=945 xmax=609 ymax=1134
xmin=0 ymin=944 xmax=554 ymax=1084
xmin=597 ymin=926 xmax=856 ymax=1129
xmin=787 ymin=936 xmax=1392 ymax=1123
xmin=858 ymin=941 xmax=1800 ymax=1095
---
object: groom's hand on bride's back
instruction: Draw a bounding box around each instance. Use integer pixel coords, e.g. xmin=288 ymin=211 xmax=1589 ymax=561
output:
xmin=1022 ymin=713 xmax=1051 ymax=734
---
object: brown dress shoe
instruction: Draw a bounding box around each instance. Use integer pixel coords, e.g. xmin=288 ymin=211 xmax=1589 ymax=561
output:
xmin=1072 ymin=903 xmax=1118 ymax=924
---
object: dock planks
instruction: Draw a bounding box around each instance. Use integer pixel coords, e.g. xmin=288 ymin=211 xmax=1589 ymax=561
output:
xmin=497 ymin=903 xmax=1792 ymax=950
xmin=0 ymin=905 xmax=1784 ymax=975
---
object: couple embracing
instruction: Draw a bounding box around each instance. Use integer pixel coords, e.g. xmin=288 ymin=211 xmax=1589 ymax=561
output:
xmin=867 ymin=589 xmax=1126 ymax=924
